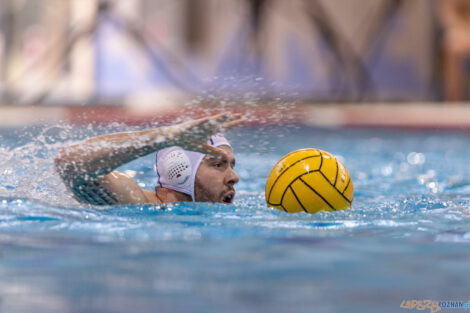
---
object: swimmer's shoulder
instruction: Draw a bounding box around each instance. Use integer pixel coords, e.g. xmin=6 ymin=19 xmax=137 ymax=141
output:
xmin=142 ymin=189 xmax=161 ymax=203
xmin=70 ymin=170 xmax=160 ymax=205
xmin=102 ymin=171 xmax=161 ymax=204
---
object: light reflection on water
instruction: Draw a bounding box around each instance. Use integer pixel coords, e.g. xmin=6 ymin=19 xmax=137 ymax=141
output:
xmin=0 ymin=125 xmax=470 ymax=312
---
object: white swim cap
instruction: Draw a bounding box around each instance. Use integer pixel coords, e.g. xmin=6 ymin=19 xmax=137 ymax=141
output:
xmin=156 ymin=134 xmax=231 ymax=201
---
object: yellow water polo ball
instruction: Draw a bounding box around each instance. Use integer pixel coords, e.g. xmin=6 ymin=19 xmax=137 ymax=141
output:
xmin=265 ymin=148 xmax=353 ymax=214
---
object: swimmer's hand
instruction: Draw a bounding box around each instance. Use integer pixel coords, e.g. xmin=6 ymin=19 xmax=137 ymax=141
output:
xmin=163 ymin=113 xmax=244 ymax=158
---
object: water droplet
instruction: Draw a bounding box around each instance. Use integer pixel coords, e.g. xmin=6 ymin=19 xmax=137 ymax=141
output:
xmin=407 ymin=152 xmax=425 ymax=165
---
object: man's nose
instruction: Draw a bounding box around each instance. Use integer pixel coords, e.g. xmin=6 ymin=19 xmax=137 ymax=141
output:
xmin=226 ymin=167 xmax=239 ymax=186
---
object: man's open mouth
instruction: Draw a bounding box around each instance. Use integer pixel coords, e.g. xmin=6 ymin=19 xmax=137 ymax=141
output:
xmin=222 ymin=192 xmax=235 ymax=204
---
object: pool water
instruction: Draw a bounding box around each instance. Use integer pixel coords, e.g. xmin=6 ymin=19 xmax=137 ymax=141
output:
xmin=1 ymin=124 xmax=470 ymax=313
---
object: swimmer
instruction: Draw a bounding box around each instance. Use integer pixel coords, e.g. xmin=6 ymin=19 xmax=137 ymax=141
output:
xmin=54 ymin=113 xmax=243 ymax=205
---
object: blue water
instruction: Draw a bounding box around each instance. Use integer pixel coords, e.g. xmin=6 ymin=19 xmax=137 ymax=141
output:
xmin=1 ymin=124 xmax=470 ymax=313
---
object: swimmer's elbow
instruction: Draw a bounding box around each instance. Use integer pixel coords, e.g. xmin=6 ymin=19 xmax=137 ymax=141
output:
xmin=54 ymin=147 xmax=78 ymax=181
xmin=54 ymin=147 xmax=68 ymax=173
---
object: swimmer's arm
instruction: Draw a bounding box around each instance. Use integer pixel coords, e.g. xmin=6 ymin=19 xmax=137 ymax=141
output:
xmin=55 ymin=113 xmax=240 ymax=180
xmin=55 ymin=128 xmax=174 ymax=180
xmin=55 ymin=127 xmax=176 ymax=205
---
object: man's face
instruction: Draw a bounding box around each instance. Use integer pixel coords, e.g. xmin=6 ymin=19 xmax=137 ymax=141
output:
xmin=194 ymin=146 xmax=239 ymax=204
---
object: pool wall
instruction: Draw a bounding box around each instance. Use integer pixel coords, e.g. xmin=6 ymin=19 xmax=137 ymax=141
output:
xmin=1 ymin=103 xmax=470 ymax=130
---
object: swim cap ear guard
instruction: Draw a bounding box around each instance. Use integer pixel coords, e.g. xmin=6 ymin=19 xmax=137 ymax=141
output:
xmin=156 ymin=134 xmax=231 ymax=201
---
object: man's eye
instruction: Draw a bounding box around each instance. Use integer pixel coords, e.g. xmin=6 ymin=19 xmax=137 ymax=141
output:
xmin=214 ymin=163 xmax=222 ymax=168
